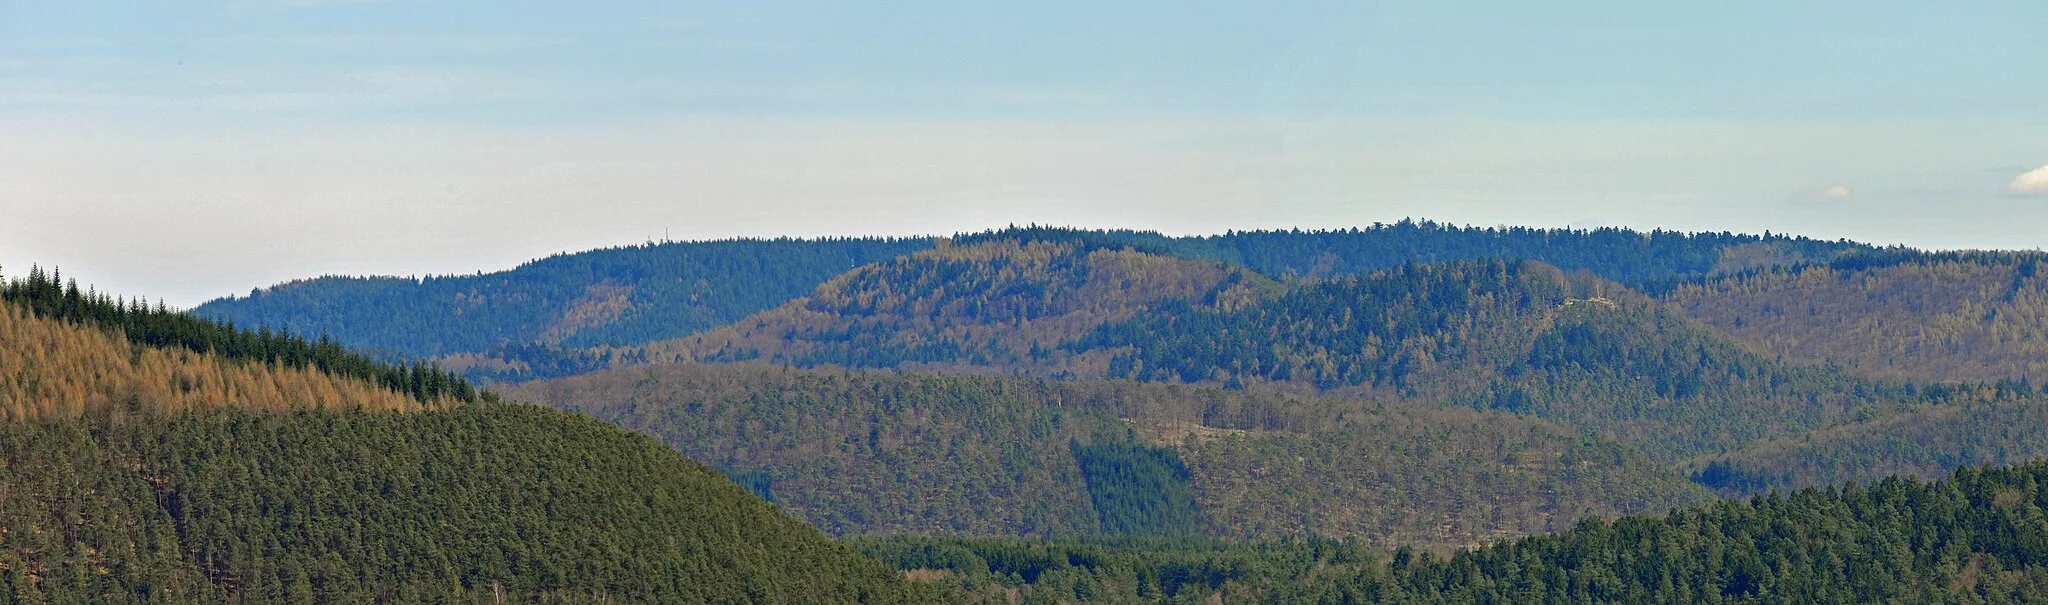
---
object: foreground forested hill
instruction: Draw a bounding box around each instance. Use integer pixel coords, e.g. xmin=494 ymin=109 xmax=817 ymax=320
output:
xmin=0 ymin=404 xmax=933 ymax=603
xmin=860 ymin=461 xmax=2048 ymax=603
xmin=501 ymin=363 xmax=1713 ymax=547
xmin=0 ymin=274 xmax=935 ymax=604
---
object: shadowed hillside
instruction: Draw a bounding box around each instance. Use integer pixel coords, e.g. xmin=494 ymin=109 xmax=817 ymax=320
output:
xmin=1689 ymin=382 xmax=2048 ymax=496
xmin=860 ymin=461 xmax=2048 ymax=603
xmin=502 ymin=363 xmax=1713 ymax=548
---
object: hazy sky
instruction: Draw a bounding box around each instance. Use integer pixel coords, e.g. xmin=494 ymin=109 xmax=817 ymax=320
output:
xmin=3 ymin=1 xmax=2045 ymax=306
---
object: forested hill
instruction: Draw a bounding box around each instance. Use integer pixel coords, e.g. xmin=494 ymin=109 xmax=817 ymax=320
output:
xmin=972 ymin=221 xmax=1867 ymax=286
xmin=501 ymin=362 xmax=1712 ymax=548
xmin=189 ymin=224 xmax=1865 ymax=371
xmin=1054 ymin=258 xmax=2048 ymax=490
xmin=1661 ymin=251 xmax=2048 ymax=384
xmin=624 ymin=238 xmax=1279 ymax=378
xmin=594 ymin=250 xmax=2048 ymax=498
xmin=0 ymin=273 xmax=937 ymax=603
xmin=627 ymin=250 xmax=1904 ymax=463
xmin=860 ymin=460 xmax=2048 ymax=603
xmin=3 ymin=264 xmax=474 ymax=411
xmin=190 ymin=237 xmax=934 ymax=359
xmin=1062 ymin=259 xmax=1912 ymax=462
xmin=0 ymin=404 xmax=937 ymax=603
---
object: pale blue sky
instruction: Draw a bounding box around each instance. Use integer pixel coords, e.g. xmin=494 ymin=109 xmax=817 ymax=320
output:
xmin=3 ymin=1 xmax=2045 ymax=305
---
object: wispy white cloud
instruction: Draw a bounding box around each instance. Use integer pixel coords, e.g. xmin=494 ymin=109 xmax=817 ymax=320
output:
xmin=2012 ymin=166 xmax=2048 ymax=196
xmin=1789 ymin=185 xmax=1853 ymax=203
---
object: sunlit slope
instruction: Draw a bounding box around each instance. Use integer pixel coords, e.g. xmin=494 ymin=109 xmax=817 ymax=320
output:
xmin=0 ymin=301 xmax=428 ymax=418
xmin=960 ymin=223 xmax=1865 ymax=285
xmin=623 ymin=252 xmax=2048 ymax=495
xmin=1063 ymin=259 xmax=1911 ymax=462
xmin=1661 ymin=252 xmax=2048 ymax=384
xmin=627 ymin=239 xmax=1279 ymax=375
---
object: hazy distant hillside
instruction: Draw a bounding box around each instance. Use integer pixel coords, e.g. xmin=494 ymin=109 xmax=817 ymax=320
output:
xmin=502 ymin=363 xmax=1713 ymax=548
xmin=191 ymin=238 xmax=933 ymax=359
xmin=974 ymin=221 xmax=1866 ymax=286
xmin=0 ymin=277 xmax=934 ymax=603
xmin=1662 ymin=251 xmax=2048 ymax=384
xmin=190 ymin=224 xmax=1864 ymax=378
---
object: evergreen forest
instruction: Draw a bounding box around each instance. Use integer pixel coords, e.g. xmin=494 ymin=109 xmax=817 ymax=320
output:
xmin=0 ymin=268 xmax=936 ymax=603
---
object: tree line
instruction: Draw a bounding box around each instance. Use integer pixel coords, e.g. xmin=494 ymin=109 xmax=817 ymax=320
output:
xmin=863 ymin=460 xmax=2048 ymax=603
xmin=2 ymin=264 xmax=475 ymax=405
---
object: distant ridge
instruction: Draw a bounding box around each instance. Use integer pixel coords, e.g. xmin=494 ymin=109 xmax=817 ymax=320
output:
xmin=193 ymin=237 xmax=935 ymax=359
xmin=190 ymin=222 xmax=1869 ymax=372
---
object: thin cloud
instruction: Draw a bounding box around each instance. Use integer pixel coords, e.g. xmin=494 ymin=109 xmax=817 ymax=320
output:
xmin=2011 ymin=166 xmax=2048 ymax=196
xmin=1789 ymin=185 xmax=1853 ymax=203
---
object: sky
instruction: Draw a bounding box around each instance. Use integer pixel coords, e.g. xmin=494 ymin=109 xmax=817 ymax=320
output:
xmin=2 ymin=0 xmax=2045 ymax=307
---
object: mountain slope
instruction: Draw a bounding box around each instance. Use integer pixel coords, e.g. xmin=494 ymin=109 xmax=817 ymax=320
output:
xmin=190 ymin=238 xmax=932 ymax=359
xmin=1691 ymin=383 xmax=2048 ymax=495
xmin=962 ymin=222 xmax=1866 ymax=286
xmin=1661 ymin=251 xmax=2048 ymax=383
xmin=0 ymin=404 xmax=933 ymax=603
xmin=0 ymin=283 xmax=935 ymax=603
xmin=864 ymin=461 xmax=2048 ymax=603
xmin=0 ymin=300 xmax=428 ymax=418
xmin=1065 ymin=259 xmax=1909 ymax=462
xmin=540 ymin=245 xmax=2048 ymax=494
xmin=501 ymin=363 xmax=1713 ymax=548
xmin=628 ymin=239 xmax=1278 ymax=375
xmin=190 ymin=224 xmax=1866 ymax=376
xmin=590 ymin=250 xmax=2039 ymax=489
